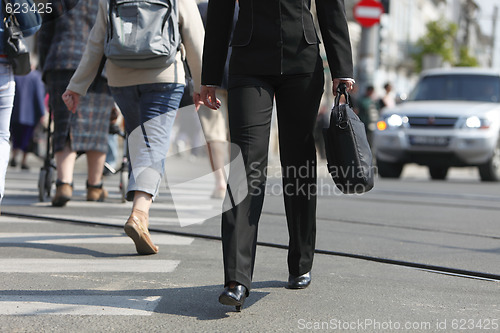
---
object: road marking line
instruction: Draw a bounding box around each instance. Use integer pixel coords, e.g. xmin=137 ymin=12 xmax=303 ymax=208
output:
xmin=50 ymin=201 xmax=216 ymax=210
xmin=0 ymin=217 xmax=46 ymax=224
xmin=0 ymin=295 xmax=161 ymax=316
xmin=30 ymin=214 xmax=209 ymax=227
xmin=0 ymin=233 xmax=193 ymax=245
xmin=0 ymin=259 xmax=179 ymax=273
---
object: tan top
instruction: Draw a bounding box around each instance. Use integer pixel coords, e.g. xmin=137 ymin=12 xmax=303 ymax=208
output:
xmin=68 ymin=0 xmax=204 ymax=95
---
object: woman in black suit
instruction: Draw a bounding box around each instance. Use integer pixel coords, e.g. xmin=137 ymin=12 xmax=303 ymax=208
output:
xmin=201 ymin=0 xmax=354 ymax=311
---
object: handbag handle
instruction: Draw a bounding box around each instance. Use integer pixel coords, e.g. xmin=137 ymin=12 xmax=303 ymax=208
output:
xmin=333 ymin=83 xmax=353 ymax=130
xmin=2 ymin=0 xmax=26 ymax=31
xmin=2 ymin=0 xmax=23 ymax=39
xmin=334 ymin=83 xmax=353 ymax=108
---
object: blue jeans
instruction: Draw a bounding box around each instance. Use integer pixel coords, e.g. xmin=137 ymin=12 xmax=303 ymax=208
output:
xmin=0 ymin=63 xmax=15 ymax=205
xmin=110 ymin=83 xmax=184 ymax=201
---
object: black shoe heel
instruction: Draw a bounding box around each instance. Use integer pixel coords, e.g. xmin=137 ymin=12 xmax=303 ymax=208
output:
xmin=288 ymin=272 xmax=311 ymax=289
xmin=219 ymin=284 xmax=247 ymax=311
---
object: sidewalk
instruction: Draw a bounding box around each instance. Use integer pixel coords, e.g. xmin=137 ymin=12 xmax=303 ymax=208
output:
xmin=1 ymin=154 xmax=498 ymax=332
xmin=0 ymin=213 xmax=498 ymax=332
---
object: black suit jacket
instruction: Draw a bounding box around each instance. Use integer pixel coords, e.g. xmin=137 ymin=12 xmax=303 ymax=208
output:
xmin=201 ymin=0 xmax=354 ymax=86
xmin=198 ymin=1 xmax=238 ymax=90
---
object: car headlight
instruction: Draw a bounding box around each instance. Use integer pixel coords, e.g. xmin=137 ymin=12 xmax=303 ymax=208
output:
xmin=377 ymin=114 xmax=408 ymax=131
xmin=463 ymin=116 xmax=490 ymax=129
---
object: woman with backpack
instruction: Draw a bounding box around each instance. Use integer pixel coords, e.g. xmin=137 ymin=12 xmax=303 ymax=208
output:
xmin=62 ymin=0 xmax=204 ymax=255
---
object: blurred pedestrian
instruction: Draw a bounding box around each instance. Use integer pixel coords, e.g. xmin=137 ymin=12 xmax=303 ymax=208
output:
xmin=196 ymin=0 xmax=238 ymax=199
xmin=175 ymin=75 xmax=204 ymax=159
xmin=9 ymin=66 xmax=46 ymax=170
xmin=0 ymin=0 xmax=41 ymax=209
xmin=201 ymin=0 xmax=354 ymax=310
xmin=63 ymin=0 xmax=204 ymax=255
xmin=378 ymin=82 xmax=396 ymax=110
xmin=103 ymin=104 xmax=123 ymax=176
xmin=38 ymin=0 xmax=115 ymax=207
xmin=314 ymin=104 xmax=329 ymax=160
xmin=357 ymin=85 xmax=378 ymax=146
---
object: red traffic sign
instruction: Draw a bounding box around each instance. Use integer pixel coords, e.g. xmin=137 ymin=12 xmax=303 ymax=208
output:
xmin=353 ymin=0 xmax=384 ymax=28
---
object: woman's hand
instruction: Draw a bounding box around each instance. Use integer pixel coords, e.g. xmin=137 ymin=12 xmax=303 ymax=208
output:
xmin=62 ymin=90 xmax=81 ymax=113
xmin=193 ymin=92 xmax=203 ymax=111
xmin=332 ymin=79 xmax=354 ymax=96
xmin=200 ymin=85 xmax=221 ymax=110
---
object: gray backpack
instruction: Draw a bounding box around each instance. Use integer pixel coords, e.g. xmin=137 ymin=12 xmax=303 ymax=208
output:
xmin=104 ymin=0 xmax=180 ymax=69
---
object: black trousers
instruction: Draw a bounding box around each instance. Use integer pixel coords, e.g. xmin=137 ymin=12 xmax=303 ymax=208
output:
xmin=222 ymin=68 xmax=325 ymax=291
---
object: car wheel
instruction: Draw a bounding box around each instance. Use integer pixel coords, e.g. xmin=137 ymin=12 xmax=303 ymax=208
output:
xmin=478 ymin=139 xmax=500 ymax=182
xmin=428 ymin=166 xmax=448 ymax=180
xmin=376 ymin=160 xmax=403 ymax=178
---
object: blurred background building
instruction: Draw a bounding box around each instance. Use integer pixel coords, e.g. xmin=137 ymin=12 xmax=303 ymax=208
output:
xmin=340 ymin=0 xmax=498 ymax=102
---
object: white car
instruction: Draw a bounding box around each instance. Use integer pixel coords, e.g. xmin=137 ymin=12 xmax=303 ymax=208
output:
xmin=374 ymin=68 xmax=500 ymax=181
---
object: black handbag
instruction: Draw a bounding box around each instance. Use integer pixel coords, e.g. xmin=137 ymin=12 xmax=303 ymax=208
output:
xmin=2 ymin=0 xmax=31 ymax=75
xmin=322 ymin=83 xmax=374 ymax=194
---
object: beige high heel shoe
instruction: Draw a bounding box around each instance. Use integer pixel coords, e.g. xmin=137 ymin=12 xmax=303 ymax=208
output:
xmin=124 ymin=210 xmax=159 ymax=255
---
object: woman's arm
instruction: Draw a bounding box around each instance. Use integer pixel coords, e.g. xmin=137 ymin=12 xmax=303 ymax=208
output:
xmin=315 ymin=0 xmax=353 ymax=80
xmin=65 ymin=0 xmax=107 ymax=97
xmin=201 ymin=0 xmax=236 ymax=87
xmin=200 ymin=0 xmax=235 ymax=109
xmin=315 ymin=0 xmax=354 ymax=94
xmin=179 ymin=0 xmax=205 ymax=94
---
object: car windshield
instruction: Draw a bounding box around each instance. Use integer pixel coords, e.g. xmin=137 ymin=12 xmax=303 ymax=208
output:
xmin=409 ymin=74 xmax=500 ymax=103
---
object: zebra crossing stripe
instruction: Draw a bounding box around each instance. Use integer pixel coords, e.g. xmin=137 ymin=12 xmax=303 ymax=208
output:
xmin=0 ymin=217 xmax=46 ymax=223
xmin=0 ymin=259 xmax=179 ymax=273
xmin=27 ymin=216 xmax=204 ymax=227
xmin=0 ymin=233 xmax=194 ymax=245
xmin=44 ymin=201 xmax=216 ymax=210
xmin=0 ymin=295 xmax=161 ymax=316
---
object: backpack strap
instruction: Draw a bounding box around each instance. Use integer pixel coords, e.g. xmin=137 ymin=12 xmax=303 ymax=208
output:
xmin=89 ymin=55 xmax=107 ymax=92
xmin=107 ymin=0 xmax=115 ymax=42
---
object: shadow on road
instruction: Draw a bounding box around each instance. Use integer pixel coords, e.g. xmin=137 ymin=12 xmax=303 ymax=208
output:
xmin=0 ymin=280 xmax=285 ymax=318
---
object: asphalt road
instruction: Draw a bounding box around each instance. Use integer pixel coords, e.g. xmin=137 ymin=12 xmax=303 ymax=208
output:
xmin=1 ymin=156 xmax=499 ymax=332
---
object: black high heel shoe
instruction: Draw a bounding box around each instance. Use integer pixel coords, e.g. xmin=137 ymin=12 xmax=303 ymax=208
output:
xmin=218 ymin=283 xmax=247 ymax=312
xmin=287 ymin=272 xmax=311 ymax=289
